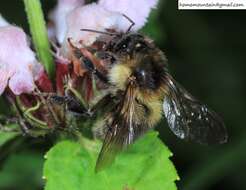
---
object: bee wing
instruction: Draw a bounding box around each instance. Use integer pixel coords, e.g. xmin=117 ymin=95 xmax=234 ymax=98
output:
xmin=95 ymin=86 xmax=144 ymax=172
xmin=163 ymin=76 xmax=228 ymax=144
xmin=95 ymin=115 xmax=137 ymax=172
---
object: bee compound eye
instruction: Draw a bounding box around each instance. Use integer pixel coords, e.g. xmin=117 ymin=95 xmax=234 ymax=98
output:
xmin=133 ymin=67 xmax=156 ymax=89
xmin=122 ymin=44 xmax=127 ymax=48
xmin=121 ymin=44 xmax=128 ymax=52
xmin=135 ymin=43 xmax=141 ymax=48
xmin=134 ymin=69 xmax=147 ymax=84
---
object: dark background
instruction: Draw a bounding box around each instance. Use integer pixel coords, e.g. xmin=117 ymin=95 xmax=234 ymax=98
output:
xmin=0 ymin=0 xmax=246 ymax=189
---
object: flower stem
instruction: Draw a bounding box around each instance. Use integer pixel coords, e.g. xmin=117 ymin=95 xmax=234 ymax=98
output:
xmin=23 ymin=0 xmax=55 ymax=80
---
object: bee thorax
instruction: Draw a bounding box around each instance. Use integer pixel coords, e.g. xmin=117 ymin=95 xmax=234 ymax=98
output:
xmin=108 ymin=64 xmax=131 ymax=90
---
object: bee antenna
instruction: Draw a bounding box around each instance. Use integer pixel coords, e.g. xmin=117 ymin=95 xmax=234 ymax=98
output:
xmin=80 ymin=29 xmax=118 ymax=36
xmin=122 ymin=14 xmax=135 ymax=33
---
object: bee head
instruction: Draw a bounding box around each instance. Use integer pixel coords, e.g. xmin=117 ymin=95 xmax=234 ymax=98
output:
xmin=109 ymin=52 xmax=167 ymax=92
xmin=106 ymin=33 xmax=151 ymax=56
xmin=107 ymin=33 xmax=167 ymax=92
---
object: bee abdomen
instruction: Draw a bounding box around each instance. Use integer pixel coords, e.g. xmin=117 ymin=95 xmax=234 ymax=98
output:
xmin=135 ymin=98 xmax=162 ymax=128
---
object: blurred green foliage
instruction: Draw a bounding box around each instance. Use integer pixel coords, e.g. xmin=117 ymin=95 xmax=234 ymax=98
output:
xmin=0 ymin=0 xmax=246 ymax=190
xmin=0 ymin=131 xmax=18 ymax=147
xmin=0 ymin=151 xmax=44 ymax=190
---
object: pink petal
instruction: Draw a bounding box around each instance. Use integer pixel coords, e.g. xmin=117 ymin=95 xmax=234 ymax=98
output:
xmin=62 ymin=3 xmax=129 ymax=55
xmin=0 ymin=26 xmax=43 ymax=95
xmin=8 ymin=70 xmax=34 ymax=95
xmin=0 ymin=26 xmax=35 ymax=66
xmin=0 ymin=14 xmax=9 ymax=27
xmin=0 ymin=65 xmax=12 ymax=94
xmin=50 ymin=0 xmax=85 ymax=44
xmin=98 ymin=0 xmax=159 ymax=30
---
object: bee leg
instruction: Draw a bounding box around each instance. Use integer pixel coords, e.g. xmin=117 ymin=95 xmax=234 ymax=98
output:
xmin=49 ymin=95 xmax=91 ymax=117
xmin=67 ymin=38 xmax=109 ymax=84
xmin=82 ymin=56 xmax=109 ymax=84
xmin=88 ymin=93 xmax=114 ymax=115
xmin=95 ymin=51 xmax=116 ymax=64
xmin=67 ymin=38 xmax=84 ymax=59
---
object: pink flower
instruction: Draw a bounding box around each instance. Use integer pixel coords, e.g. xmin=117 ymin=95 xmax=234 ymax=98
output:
xmin=49 ymin=0 xmax=159 ymax=57
xmin=98 ymin=0 xmax=159 ymax=30
xmin=0 ymin=14 xmax=9 ymax=27
xmin=61 ymin=3 xmax=130 ymax=55
xmin=49 ymin=0 xmax=85 ymax=44
xmin=0 ymin=25 xmax=43 ymax=95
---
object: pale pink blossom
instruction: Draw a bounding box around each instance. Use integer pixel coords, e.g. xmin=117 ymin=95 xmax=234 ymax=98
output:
xmin=0 ymin=65 xmax=12 ymax=94
xmin=61 ymin=3 xmax=129 ymax=56
xmin=0 ymin=14 xmax=9 ymax=27
xmin=98 ymin=0 xmax=159 ymax=31
xmin=50 ymin=0 xmax=85 ymax=44
xmin=0 ymin=26 xmax=43 ymax=95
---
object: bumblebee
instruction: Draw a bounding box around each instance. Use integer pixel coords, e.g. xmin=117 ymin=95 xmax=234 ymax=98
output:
xmin=55 ymin=18 xmax=227 ymax=171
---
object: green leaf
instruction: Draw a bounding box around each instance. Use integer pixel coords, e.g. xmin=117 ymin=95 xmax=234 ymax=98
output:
xmin=0 ymin=131 xmax=18 ymax=147
xmin=44 ymin=131 xmax=178 ymax=190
